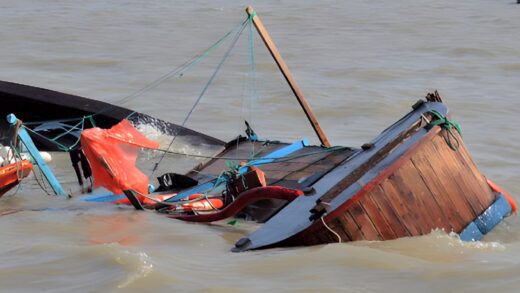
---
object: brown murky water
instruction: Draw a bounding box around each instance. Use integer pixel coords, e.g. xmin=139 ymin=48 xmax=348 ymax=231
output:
xmin=1 ymin=1 xmax=520 ymax=292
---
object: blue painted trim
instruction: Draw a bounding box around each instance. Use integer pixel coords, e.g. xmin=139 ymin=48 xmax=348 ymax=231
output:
xmin=165 ymin=139 xmax=308 ymax=203
xmin=82 ymin=193 xmax=126 ymax=202
xmin=474 ymin=193 xmax=512 ymax=234
xmin=251 ymin=138 xmax=309 ymax=166
xmin=459 ymin=222 xmax=484 ymax=241
xmin=460 ymin=193 xmax=512 ymax=241
xmin=8 ymin=114 xmax=66 ymax=196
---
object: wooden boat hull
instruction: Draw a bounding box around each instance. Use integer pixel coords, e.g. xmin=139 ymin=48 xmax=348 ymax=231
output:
xmin=233 ymin=100 xmax=513 ymax=251
xmin=0 ymin=160 xmax=32 ymax=197
xmin=278 ymin=128 xmax=496 ymax=245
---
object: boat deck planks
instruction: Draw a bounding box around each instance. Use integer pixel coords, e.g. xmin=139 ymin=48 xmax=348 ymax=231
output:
xmin=191 ymin=140 xmax=355 ymax=190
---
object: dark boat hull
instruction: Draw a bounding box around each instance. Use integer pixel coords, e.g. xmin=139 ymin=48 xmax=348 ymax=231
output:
xmin=0 ymin=80 xmax=224 ymax=151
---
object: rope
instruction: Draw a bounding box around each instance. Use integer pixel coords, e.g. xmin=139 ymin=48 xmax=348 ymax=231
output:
xmin=32 ymin=166 xmax=55 ymax=196
xmin=96 ymin=17 xmax=249 ymax=116
xmin=321 ymin=215 xmax=342 ymax=243
xmin=21 ymin=113 xmax=100 ymax=151
xmin=152 ymin=18 xmax=249 ymax=175
xmin=428 ymin=110 xmax=462 ymax=151
xmin=18 ymin=17 xmax=249 ymax=152
xmin=150 ymin=145 xmax=350 ymax=165
xmin=23 ymin=126 xmax=77 ymax=152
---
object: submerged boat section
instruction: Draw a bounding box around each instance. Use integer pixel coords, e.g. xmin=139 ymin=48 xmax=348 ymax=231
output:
xmin=233 ymin=98 xmax=513 ymax=251
xmin=0 ymin=7 xmax=514 ymax=252
xmin=0 ymin=80 xmax=225 ymax=152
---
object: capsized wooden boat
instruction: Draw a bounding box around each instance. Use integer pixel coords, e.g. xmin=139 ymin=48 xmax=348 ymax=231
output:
xmin=164 ymin=7 xmax=515 ymax=250
xmin=231 ymin=96 xmax=516 ymax=251
xmin=4 ymin=7 xmax=514 ymax=251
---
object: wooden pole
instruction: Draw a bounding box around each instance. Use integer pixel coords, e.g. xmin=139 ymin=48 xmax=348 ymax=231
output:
xmin=245 ymin=6 xmax=331 ymax=147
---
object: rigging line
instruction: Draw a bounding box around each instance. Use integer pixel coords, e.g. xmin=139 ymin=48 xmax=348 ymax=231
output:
xmin=94 ymin=17 xmax=249 ymax=117
xmin=17 ymin=18 xmax=248 ymax=152
xmin=150 ymin=145 xmax=349 ymax=164
xmin=152 ymin=19 xmax=248 ymax=175
xmin=23 ymin=17 xmax=248 ymax=129
xmin=22 ymin=126 xmax=75 ymax=152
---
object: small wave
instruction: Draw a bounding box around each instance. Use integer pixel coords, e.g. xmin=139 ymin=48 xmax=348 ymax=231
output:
xmin=355 ymin=229 xmax=506 ymax=263
xmin=115 ymin=250 xmax=154 ymax=289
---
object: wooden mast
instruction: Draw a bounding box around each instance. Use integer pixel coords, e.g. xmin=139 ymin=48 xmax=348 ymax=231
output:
xmin=245 ymin=6 xmax=331 ymax=147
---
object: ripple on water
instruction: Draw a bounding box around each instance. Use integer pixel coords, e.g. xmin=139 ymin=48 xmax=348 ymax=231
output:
xmin=0 ymin=242 xmax=153 ymax=292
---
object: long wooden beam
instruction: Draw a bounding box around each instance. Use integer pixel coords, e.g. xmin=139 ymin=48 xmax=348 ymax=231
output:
xmin=245 ymin=6 xmax=331 ymax=147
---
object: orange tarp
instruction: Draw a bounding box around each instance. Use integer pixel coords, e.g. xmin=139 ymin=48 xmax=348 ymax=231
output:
xmin=80 ymin=120 xmax=159 ymax=195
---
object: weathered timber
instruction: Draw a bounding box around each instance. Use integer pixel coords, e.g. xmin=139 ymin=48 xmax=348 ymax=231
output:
xmin=246 ymin=6 xmax=331 ymax=147
xmin=279 ymin=127 xmax=496 ymax=246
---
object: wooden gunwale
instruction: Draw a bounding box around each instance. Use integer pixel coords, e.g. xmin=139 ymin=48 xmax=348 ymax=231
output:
xmin=315 ymin=118 xmax=426 ymax=208
xmin=288 ymin=126 xmax=443 ymax=242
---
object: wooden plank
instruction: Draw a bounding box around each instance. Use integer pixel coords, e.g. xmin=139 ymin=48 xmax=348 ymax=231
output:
xmin=348 ymin=201 xmax=383 ymax=241
xmin=324 ymin=218 xmax=352 ymax=243
xmin=455 ymin=136 xmax=492 ymax=192
xmin=417 ymin=134 xmax=479 ymax=219
xmin=340 ymin=211 xmax=365 ymax=241
xmin=419 ymin=144 xmax=477 ymax=224
xmin=318 ymin=119 xmax=425 ymax=205
xmin=388 ymin=166 xmax=440 ymax=233
xmin=449 ymin=132 xmax=495 ymax=207
xmin=410 ymin=155 xmax=467 ymax=232
xmin=358 ymin=191 xmax=398 ymax=240
xmin=430 ymin=135 xmax=487 ymax=215
xmin=394 ymin=159 xmax=453 ymax=232
xmin=380 ymin=177 xmax=425 ymax=235
xmin=330 ymin=217 xmax=354 ymax=241
xmin=368 ymin=185 xmax=411 ymax=238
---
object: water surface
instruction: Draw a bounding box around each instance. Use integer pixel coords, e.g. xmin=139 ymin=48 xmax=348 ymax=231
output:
xmin=1 ymin=1 xmax=520 ymax=292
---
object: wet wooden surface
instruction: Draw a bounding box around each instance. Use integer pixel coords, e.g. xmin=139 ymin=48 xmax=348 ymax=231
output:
xmin=191 ymin=140 xmax=355 ymax=189
xmin=283 ymin=129 xmax=496 ymax=245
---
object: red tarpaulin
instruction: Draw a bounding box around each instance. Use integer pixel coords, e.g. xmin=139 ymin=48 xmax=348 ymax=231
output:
xmin=80 ymin=120 xmax=159 ymax=195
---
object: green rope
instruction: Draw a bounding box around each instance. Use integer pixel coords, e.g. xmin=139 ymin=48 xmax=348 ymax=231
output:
xmin=95 ymin=17 xmax=249 ymax=117
xmin=152 ymin=18 xmax=249 ymax=175
xmin=88 ymin=115 xmax=97 ymax=127
xmin=20 ymin=113 xmax=99 ymax=151
xmin=23 ymin=126 xmax=75 ymax=151
xmin=49 ymin=118 xmax=84 ymax=142
xmin=152 ymin=144 xmax=350 ymax=165
xmin=428 ymin=110 xmax=462 ymax=151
